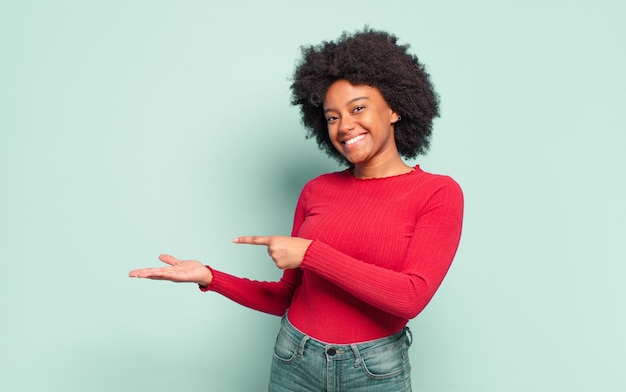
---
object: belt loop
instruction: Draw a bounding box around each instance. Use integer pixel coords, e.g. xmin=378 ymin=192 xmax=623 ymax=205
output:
xmin=350 ymin=344 xmax=361 ymax=368
xmin=297 ymin=335 xmax=310 ymax=358
xmin=404 ymin=327 xmax=413 ymax=347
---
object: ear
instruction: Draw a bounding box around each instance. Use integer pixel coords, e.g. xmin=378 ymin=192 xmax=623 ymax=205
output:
xmin=391 ymin=110 xmax=401 ymax=124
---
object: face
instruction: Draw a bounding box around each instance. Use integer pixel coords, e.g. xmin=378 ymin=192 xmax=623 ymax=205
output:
xmin=323 ymin=80 xmax=400 ymax=166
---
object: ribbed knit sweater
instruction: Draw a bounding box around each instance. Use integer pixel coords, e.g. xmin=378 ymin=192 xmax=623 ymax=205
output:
xmin=206 ymin=165 xmax=464 ymax=343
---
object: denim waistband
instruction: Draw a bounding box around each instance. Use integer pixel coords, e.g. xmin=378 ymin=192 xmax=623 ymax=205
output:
xmin=280 ymin=314 xmax=412 ymax=361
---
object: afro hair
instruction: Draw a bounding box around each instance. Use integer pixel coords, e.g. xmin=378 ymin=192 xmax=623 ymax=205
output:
xmin=290 ymin=27 xmax=440 ymax=164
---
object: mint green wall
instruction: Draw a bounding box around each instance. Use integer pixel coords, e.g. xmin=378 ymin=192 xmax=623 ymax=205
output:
xmin=1 ymin=1 xmax=624 ymax=391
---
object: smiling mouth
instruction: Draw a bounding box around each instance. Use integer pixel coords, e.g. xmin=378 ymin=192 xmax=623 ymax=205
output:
xmin=343 ymin=134 xmax=366 ymax=145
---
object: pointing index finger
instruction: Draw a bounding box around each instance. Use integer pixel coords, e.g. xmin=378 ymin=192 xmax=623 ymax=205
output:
xmin=232 ymin=236 xmax=271 ymax=245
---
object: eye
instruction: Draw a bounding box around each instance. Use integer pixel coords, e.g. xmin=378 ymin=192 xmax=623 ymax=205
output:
xmin=326 ymin=115 xmax=338 ymax=123
xmin=352 ymin=105 xmax=365 ymax=114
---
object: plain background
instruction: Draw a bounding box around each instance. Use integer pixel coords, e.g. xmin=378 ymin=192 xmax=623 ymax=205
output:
xmin=1 ymin=1 xmax=624 ymax=391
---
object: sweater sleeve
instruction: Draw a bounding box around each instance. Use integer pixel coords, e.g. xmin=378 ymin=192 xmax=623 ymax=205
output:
xmin=201 ymin=192 xmax=307 ymax=316
xmin=300 ymin=177 xmax=464 ymax=320
xmin=205 ymin=268 xmax=301 ymax=316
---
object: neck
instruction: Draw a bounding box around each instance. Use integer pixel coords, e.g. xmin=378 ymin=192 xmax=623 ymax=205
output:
xmin=352 ymin=157 xmax=413 ymax=179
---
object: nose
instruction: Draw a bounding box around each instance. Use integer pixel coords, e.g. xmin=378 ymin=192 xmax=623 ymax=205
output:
xmin=340 ymin=117 xmax=355 ymax=133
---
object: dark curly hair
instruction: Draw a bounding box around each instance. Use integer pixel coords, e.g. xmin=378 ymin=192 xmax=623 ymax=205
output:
xmin=290 ymin=27 xmax=440 ymax=164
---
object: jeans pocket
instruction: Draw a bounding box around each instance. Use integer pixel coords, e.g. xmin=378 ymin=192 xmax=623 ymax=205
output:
xmin=272 ymin=328 xmax=301 ymax=363
xmin=359 ymin=342 xmax=409 ymax=380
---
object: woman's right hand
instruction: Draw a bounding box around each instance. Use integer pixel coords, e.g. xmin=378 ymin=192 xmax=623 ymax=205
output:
xmin=128 ymin=254 xmax=213 ymax=287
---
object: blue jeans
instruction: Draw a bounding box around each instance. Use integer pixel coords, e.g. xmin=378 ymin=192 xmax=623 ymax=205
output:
xmin=268 ymin=314 xmax=413 ymax=391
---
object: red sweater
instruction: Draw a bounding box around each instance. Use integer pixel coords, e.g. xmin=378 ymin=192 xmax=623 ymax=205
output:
xmin=205 ymin=166 xmax=464 ymax=343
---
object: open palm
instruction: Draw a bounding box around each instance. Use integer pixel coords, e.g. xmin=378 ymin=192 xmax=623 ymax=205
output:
xmin=129 ymin=254 xmax=212 ymax=286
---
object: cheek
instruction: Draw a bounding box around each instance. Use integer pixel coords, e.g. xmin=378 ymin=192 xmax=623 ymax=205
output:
xmin=326 ymin=125 xmax=338 ymax=141
xmin=326 ymin=127 xmax=343 ymax=151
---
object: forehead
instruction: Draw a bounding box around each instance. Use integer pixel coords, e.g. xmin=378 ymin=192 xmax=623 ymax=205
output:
xmin=323 ymin=80 xmax=385 ymax=108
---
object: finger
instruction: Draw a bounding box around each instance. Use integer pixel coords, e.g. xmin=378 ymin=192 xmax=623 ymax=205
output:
xmin=128 ymin=268 xmax=166 ymax=278
xmin=232 ymin=236 xmax=272 ymax=245
xmin=159 ymin=254 xmax=180 ymax=266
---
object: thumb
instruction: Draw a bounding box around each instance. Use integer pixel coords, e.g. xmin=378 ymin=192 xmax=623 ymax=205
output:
xmin=159 ymin=254 xmax=180 ymax=266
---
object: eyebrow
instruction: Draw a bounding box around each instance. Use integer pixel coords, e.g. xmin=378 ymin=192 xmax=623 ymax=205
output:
xmin=324 ymin=96 xmax=370 ymax=113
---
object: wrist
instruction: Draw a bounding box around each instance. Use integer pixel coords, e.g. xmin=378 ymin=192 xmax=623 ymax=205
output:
xmin=198 ymin=265 xmax=213 ymax=288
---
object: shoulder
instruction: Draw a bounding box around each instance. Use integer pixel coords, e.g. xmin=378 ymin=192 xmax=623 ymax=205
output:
xmin=301 ymin=169 xmax=351 ymax=191
xmin=413 ymin=166 xmax=461 ymax=188
xmin=409 ymin=167 xmax=464 ymax=205
xmin=293 ymin=169 xmax=351 ymax=207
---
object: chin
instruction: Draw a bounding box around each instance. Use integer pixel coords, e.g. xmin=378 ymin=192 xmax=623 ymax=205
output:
xmin=345 ymin=154 xmax=369 ymax=165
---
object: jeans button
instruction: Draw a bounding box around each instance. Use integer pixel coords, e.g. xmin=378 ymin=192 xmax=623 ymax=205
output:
xmin=326 ymin=348 xmax=336 ymax=356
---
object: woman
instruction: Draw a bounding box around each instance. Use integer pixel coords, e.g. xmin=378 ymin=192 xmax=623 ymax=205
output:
xmin=129 ymin=28 xmax=463 ymax=391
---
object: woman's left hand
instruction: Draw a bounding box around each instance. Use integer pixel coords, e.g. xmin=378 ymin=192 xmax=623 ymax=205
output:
xmin=233 ymin=236 xmax=313 ymax=270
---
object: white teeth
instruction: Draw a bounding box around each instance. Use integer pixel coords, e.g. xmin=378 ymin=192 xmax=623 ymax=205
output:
xmin=344 ymin=134 xmax=365 ymax=145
